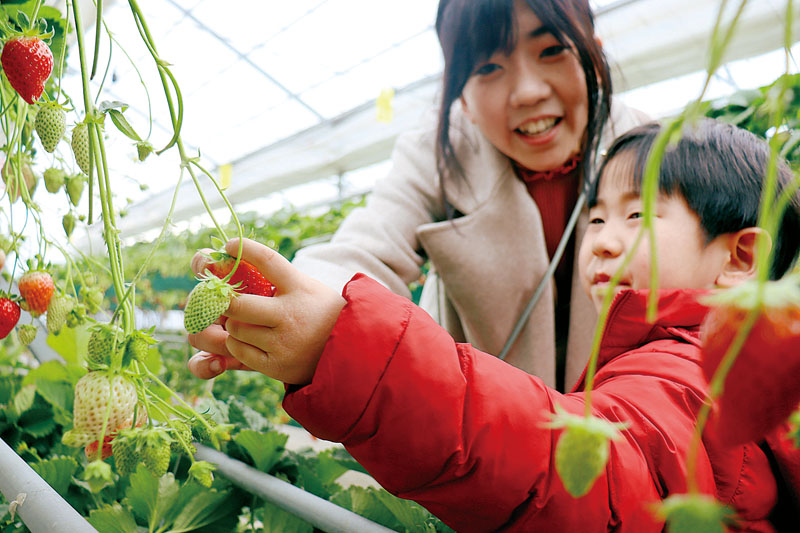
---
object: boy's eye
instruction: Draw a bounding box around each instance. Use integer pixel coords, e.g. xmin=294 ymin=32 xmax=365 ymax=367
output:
xmin=589 ymin=216 xmax=604 ymax=224
xmin=541 ymin=45 xmax=567 ymax=58
xmin=474 ymin=63 xmax=501 ymax=76
xmin=628 ymin=211 xmax=643 ymax=220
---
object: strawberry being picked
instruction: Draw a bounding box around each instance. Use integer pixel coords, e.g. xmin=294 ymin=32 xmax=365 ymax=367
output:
xmin=205 ymin=251 xmax=276 ymax=296
xmin=1 ymin=35 xmax=53 ymax=104
xmin=701 ymin=277 xmax=800 ymax=446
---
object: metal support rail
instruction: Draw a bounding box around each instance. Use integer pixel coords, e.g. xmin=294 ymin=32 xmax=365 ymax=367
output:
xmin=194 ymin=444 xmax=397 ymax=533
xmin=0 ymin=438 xmax=98 ymax=532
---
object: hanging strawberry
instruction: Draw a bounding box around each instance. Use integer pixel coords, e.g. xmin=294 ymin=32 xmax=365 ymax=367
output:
xmin=0 ymin=35 xmax=53 ymax=104
xmin=701 ymin=277 xmax=800 ymax=446
xmin=205 ymin=251 xmax=276 ymax=296
xmin=35 ymin=103 xmax=66 ymax=152
xmin=18 ymin=269 xmax=55 ymax=316
xmin=184 ymin=274 xmax=237 ymax=334
xmin=0 ymin=297 xmax=21 ymax=339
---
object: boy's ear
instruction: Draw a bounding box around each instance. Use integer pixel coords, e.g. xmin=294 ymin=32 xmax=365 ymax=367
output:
xmin=460 ymin=96 xmax=475 ymax=124
xmin=715 ymin=227 xmax=772 ymax=287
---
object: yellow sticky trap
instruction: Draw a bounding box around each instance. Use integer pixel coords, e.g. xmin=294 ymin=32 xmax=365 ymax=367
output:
xmin=219 ymin=163 xmax=233 ymax=190
xmin=376 ymin=88 xmax=395 ymax=123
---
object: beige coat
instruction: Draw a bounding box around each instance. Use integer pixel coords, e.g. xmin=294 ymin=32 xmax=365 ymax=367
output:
xmin=293 ymin=100 xmax=650 ymax=390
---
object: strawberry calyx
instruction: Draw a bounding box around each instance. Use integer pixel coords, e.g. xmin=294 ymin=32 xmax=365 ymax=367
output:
xmin=654 ymin=493 xmax=735 ymax=531
xmin=701 ymin=273 xmax=800 ymax=310
xmin=543 ymin=405 xmax=629 ymax=437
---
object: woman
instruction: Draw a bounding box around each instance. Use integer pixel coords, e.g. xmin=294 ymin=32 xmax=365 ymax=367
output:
xmin=188 ymin=0 xmax=649 ymax=392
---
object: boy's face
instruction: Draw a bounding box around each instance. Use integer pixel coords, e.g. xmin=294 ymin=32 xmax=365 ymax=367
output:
xmin=578 ymin=154 xmax=732 ymax=312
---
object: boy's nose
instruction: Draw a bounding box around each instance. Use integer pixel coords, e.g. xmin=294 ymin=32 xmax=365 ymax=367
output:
xmin=509 ymin=64 xmax=551 ymax=108
xmin=591 ymin=228 xmax=624 ymax=258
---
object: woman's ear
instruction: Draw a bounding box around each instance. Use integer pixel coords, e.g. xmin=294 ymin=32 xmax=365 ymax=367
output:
xmin=460 ymin=96 xmax=475 ymax=123
xmin=715 ymin=227 xmax=772 ymax=287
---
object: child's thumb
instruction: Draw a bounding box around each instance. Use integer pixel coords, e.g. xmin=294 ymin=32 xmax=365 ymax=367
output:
xmin=225 ymin=237 xmax=296 ymax=290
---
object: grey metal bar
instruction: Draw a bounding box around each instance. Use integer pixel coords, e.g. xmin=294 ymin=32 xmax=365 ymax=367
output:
xmin=0 ymin=438 xmax=97 ymax=532
xmin=194 ymin=444 xmax=397 ymax=533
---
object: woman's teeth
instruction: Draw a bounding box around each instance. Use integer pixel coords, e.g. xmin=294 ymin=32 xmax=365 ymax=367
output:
xmin=517 ymin=117 xmax=558 ymax=135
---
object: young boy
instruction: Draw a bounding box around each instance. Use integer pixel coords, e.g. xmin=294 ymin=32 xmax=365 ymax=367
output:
xmin=187 ymin=119 xmax=800 ymax=531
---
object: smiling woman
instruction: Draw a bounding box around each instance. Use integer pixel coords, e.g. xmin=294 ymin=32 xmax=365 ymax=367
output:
xmin=189 ymin=0 xmax=651 ymax=393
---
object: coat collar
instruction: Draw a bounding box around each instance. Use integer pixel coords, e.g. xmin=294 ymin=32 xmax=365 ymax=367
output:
xmin=571 ymin=288 xmax=711 ymax=392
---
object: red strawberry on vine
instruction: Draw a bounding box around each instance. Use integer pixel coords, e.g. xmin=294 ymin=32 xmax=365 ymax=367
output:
xmin=205 ymin=252 xmax=276 ymax=296
xmin=18 ymin=269 xmax=55 ymax=316
xmin=0 ymin=35 xmax=53 ymax=104
xmin=0 ymin=297 xmax=21 ymax=339
xmin=545 ymin=406 xmax=628 ymax=498
xmin=701 ymin=277 xmax=800 ymax=446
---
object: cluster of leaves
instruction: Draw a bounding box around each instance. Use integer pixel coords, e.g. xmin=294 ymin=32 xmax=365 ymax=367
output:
xmin=0 ymin=339 xmax=451 ymax=532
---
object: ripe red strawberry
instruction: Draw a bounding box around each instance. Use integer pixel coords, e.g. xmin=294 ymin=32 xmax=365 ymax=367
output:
xmin=0 ymin=297 xmax=21 ymax=339
xmin=84 ymin=433 xmax=114 ymax=460
xmin=206 ymin=253 xmax=276 ymax=296
xmin=545 ymin=407 xmax=627 ymax=498
xmin=701 ymin=279 xmax=800 ymax=446
xmin=1 ymin=36 xmax=53 ymax=104
xmin=18 ymin=270 xmax=55 ymax=316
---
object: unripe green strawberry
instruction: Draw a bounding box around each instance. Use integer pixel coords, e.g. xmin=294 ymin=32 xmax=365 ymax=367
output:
xmin=112 ymin=430 xmax=141 ymax=476
xmin=138 ymin=427 xmax=173 ymax=477
xmin=65 ymin=173 xmax=85 ymax=206
xmin=124 ymin=329 xmax=156 ymax=364
xmin=545 ymin=408 xmax=627 ymax=498
xmin=183 ymin=275 xmax=237 ymax=334
xmin=62 ymin=370 xmax=138 ymax=447
xmin=82 ymin=286 xmax=103 ymax=314
xmin=170 ymin=420 xmax=195 ymax=454
xmin=17 ymin=323 xmax=37 ymax=345
xmin=191 ymin=418 xmax=212 ymax=444
xmin=35 ymin=104 xmax=66 ymax=153
xmin=62 ymin=212 xmax=76 ymax=238
xmin=46 ymin=294 xmax=74 ymax=334
xmin=43 ymin=168 xmax=66 ymax=193
xmin=658 ymin=494 xmax=733 ymax=533
xmin=86 ymin=323 xmax=124 ymax=370
xmin=71 ymin=123 xmax=91 ymax=174
xmin=188 ymin=461 xmax=215 ymax=488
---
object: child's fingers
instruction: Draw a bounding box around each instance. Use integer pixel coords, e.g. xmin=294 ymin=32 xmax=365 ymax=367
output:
xmin=191 ymin=248 xmax=215 ymax=276
xmin=225 ymin=336 xmax=274 ymax=377
xmin=187 ymin=323 xmax=231 ymax=356
xmin=225 ymin=237 xmax=297 ymax=291
xmin=187 ymin=353 xmax=252 ymax=379
xmin=224 ymin=294 xmax=281 ymax=326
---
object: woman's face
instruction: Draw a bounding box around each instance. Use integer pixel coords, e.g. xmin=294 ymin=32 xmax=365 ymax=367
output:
xmin=460 ymin=0 xmax=589 ymax=171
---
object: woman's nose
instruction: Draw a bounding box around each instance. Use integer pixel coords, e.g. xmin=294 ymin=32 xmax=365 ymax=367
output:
xmin=509 ymin=63 xmax=550 ymax=108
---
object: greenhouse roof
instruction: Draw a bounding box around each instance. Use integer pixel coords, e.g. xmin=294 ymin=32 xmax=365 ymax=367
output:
xmin=37 ymin=0 xmax=800 ymax=251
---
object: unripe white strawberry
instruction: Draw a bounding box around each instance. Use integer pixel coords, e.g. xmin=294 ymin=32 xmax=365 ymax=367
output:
xmin=35 ymin=104 xmax=66 ymax=153
xmin=46 ymin=294 xmax=74 ymax=334
xmin=184 ymin=275 xmax=237 ymax=334
xmin=62 ymin=370 xmax=138 ymax=447
xmin=71 ymin=122 xmax=91 ymax=174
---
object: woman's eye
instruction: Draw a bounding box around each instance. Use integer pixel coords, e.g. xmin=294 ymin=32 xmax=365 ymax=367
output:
xmin=541 ymin=45 xmax=567 ymax=58
xmin=474 ymin=63 xmax=501 ymax=76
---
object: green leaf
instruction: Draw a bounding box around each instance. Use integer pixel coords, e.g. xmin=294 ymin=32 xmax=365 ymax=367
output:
xmin=87 ymin=503 xmax=140 ymax=533
xmin=374 ymin=489 xmax=435 ymax=531
xmin=46 ymin=324 xmax=91 ymax=366
xmin=228 ymin=397 xmax=270 ymax=431
xmin=259 ymin=501 xmax=314 ymax=533
xmin=233 ymin=429 xmax=287 ymax=472
xmin=107 ymin=109 xmax=142 ymax=142
xmin=12 ymin=385 xmax=36 ymax=415
xmin=170 ymin=488 xmax=236 ymax=532
xmin=30 ymin=456 xmax=79 ymax=496
xmin=98 ymin=100 xmax=129 ymax=112
xmin=331 ymin=486 xmax=399 ymax=530
xmin=16 ymin=407 xmax=56 ymax=437
xmin=0 ymin=374 xmax=19 ymax=405
xmin=33 ymin=378 xmax=73 ymax=412
xmin=125 ymin=465 xmax=180 ymax=527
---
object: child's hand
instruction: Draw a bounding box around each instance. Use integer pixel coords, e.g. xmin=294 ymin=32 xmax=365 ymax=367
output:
xmin=186 ymin=238 xmax=345 ymax=385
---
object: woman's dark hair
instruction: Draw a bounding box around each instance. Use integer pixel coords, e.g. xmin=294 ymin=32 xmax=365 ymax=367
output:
xmin=589 ymin=119 xmax=800 ymax=279
xmin=434 ymin=0 xmax=611 ymax=200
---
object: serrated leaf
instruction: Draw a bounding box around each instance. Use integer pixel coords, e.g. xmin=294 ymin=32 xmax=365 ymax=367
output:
xmin=98 ymin=100 xmax=129 ymax=112
xmin=169 ymin=485 xmax=236 ymax=531
xmin=16 ymin=407 xmax=56 ymax=437
xmin=374 ymin=489 xmax=434 ymax=530
xmin=228 ymin=398 xmax=270 ymax=431
xmin=125 ymin=465 xmax=180 ymax=526
xmin=259 ymin=501 xmax=314 ymax=533
xmin=47 ymin=323 xmax=91 ymax=366
xmin=331 ymin=486 xmax=399 ymax=529
xmin=33 ymin=379 xmax=73 ymax=412
xmin=87 ymin=503 xmax=139 ymax=533
xmin=322 ymin=447 xmax=370 ymax=475
xmin=107 ymin=109 xmax=142 ymax=142
xmin=13 ymin=385 xmax=36 ymax=415
xmin=31 ymin=456 xmax=79 ymax=496
xmin=233 ymin=429 xmax=287 ymax=472
xmin=0 ymin=374 xmax=19 ymax=405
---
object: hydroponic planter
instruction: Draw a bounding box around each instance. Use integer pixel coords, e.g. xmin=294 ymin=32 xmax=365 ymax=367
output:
xmin=195 ymin=444 xmax=396 ymax=533
xmin=0 ymin=438 xmax=97 ymax=532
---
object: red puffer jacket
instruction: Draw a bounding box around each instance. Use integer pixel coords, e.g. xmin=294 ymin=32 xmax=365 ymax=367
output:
xmin=284 ymin=275 xmax=800 ymax=532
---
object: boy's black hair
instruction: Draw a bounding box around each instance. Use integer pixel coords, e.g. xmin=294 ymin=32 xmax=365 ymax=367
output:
xmin=589 ymin=119 xmax=800 ymax=279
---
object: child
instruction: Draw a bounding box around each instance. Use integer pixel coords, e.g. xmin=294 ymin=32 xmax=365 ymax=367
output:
xmin=188 ymin=119 xmax=800 ymax=531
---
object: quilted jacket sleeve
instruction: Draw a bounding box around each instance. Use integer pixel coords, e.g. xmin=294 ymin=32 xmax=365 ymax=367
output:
xmin=283 ymin=276 xmax=673 ymax=532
